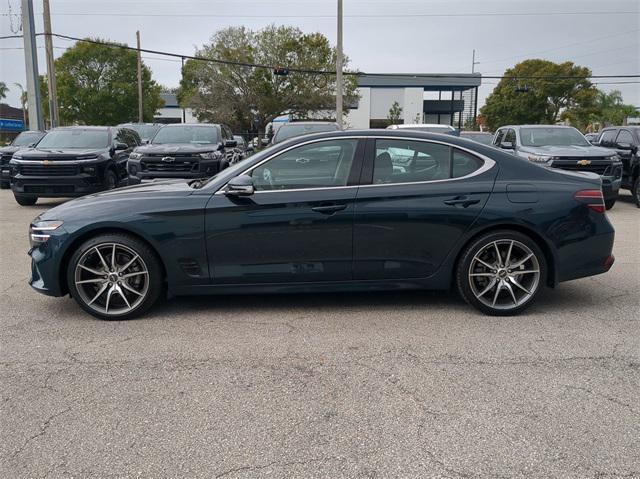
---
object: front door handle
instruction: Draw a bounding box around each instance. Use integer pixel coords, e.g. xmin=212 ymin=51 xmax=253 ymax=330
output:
xmin=443 ymin=196 xmax=480 ymax=208
xmin=311 ymin=204 xmax=347 ymax=214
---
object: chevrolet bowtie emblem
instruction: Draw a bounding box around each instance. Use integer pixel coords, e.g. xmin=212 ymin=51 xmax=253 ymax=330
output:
xmin=42 ymin=159 xmax=50 ymax=165
xmin=161 ymin=156 xmax=175 ymax=163
xmin=577 ymin=159 xmax=591 ymax=166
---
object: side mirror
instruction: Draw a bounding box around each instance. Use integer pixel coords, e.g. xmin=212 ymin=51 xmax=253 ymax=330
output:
xmin=225 ymin=139 xmax=238 ymax=148
xmin=114 ymin=142 xmax=129 ymax=151
xmin=615 ymin=142 xmax=632 ymax=150
xmin=500 ymin=141 xmax=514 ymax=150
xmin=224 ymin=175 xmax=254 ymax=197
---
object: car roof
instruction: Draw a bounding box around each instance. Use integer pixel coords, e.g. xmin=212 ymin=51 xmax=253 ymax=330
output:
xmin=390 ymin=123 xmax=455 ymax=129
xmin=162 ymin=123 xmax=220 ymax=128
xmin=52 ymin=126 xmax=112 ymax=131
xmin=499 ymin=125 xmax=576 ymax=130
xmin=279 ymin=121 xmax=338 ymax=126
xmin=460 ymin=131 xmax=492 ymax=134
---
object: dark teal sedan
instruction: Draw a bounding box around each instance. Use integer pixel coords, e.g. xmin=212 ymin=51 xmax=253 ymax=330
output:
xmin=28 ymin=130 xmax=615 ymax=320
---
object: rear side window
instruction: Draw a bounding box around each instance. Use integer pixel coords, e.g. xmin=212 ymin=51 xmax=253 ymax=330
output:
xmin=503 ymin=129 xmax=516 ymax=144
xmin=493 ymin=130 xmax=505 ymax=146
xmin=599 ymin=129 xmax=617 ymax=147
xmin=373 ymin=139 xmax=484 ymax=184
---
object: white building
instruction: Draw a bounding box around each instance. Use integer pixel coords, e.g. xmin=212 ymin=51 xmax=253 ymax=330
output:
xmin=154 ymin=92 xmax=198 ymax=124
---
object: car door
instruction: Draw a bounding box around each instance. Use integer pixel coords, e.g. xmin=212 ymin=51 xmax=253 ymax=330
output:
xmin=205 ymin=137 xmax=365 ymax=284
xmin=614 ymin=129 xmax=634 ymax=183
xmin=353 ymin=137 xmax=497 ymax=280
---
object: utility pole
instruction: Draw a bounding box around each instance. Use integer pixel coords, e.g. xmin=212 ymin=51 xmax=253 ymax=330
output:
xmin=471 ymin=49 xmax=480 ymax=73
xmin=21 ymin=0 xmax=44 ymax=131
xmin=181 ymin=56 xmax=186 ymax=123
xmin=335 ymin=0 xmax=343 ymax=129
xmin=136 ymin=30 xmax=143 ymax=123
xmin=43 ymin=0 xmax=59 ymax=128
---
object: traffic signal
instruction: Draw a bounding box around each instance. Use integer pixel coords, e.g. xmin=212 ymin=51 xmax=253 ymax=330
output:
xmin=273 ymin=67 xmax=289 ymax=76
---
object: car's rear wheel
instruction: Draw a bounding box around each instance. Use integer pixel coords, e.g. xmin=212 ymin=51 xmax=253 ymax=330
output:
xmin=605 ymin=198 xmax=616 ymax=210
xmin=0 ymin=180 xmax=9 ymax=190
xmin=456 ymin=231 xmax=546 ymax=316
xmin=14 ymin=194 xmax=37 ymax=206
xmin=67 ymin=234 xmax=163 ymax=320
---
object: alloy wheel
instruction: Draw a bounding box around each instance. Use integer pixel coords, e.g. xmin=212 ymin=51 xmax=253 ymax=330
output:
xmin=73 ymin=242 xmax=149 ymax=316
xmin=468 ymin=239 xmax=541 ymax=311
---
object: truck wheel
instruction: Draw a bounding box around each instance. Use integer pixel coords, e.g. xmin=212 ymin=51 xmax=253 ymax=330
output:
xmin=104 ymin=169 xmax=118 ymax=190
xmin=605 ymin=199 xmax=616 ymax=210
xmin=14 ymin=194 xmax=37 ymax=206
xmin=633 ymin=177 xmax=640 ymax=208
xmin=0 ymin=180 xmax=9 ymax=190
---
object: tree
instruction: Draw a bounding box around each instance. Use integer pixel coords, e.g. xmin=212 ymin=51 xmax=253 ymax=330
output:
xmin=53 ymin=39 xmax=164 ymax=125
xmin=178 ymin=25 xmax=359 ymax=134
xmin=480 ymin=59 xmax=598 ymax=131
xmin=0 ymin=82 xmax=8 ymax=101
xmin=386 ymin=101 xmax=403 ymax=125
xmin=568 ymin=90 xmax=636 ymax=129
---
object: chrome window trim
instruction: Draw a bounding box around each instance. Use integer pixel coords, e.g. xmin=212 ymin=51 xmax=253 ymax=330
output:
xmin=214 ymin=135 xmax=497 ymax=195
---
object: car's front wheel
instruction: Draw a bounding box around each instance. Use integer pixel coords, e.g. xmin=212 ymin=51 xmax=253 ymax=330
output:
xmin=67 ymin=233 xmax=163 ymax=320
xmin=605 ymin=198 xmax=616 ymax=210
xmin=456 ymin=231 xmax=546 ymax=316
xmin=14 ymin=194 xmax=37 ymax=206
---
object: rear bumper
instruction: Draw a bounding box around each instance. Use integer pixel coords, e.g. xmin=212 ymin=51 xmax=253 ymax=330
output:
xmin=557 ymin=231 xmax=616 ymax=283
xmin=11 ymin=174 xmax=103 ymax=198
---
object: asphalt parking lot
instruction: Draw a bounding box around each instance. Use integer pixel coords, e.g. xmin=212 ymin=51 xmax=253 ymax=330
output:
xmin=0 ymin=189 xmax=638 ymax=478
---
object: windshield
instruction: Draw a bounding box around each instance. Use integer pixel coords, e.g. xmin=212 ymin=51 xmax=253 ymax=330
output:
xmin=274 ymin=124 xmax=339 ymax=143
xmin=520 ymin=127 xmax=591 ymax=147
xmin=12 ymin=131 xmax=45 ymax=147
xmin=151 ymin=126 xmax=219 ymax=145
xmin=126 ymin=124 xmax=161 ymax=139
xmin=37 ymin=129 xmax=110 ymax=149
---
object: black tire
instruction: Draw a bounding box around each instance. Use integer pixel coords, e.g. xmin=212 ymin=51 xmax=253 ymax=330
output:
xmin=605 ymin=198 xmax=616 ymax=210
xmin=66 ymin=233 xmax=163 ymax=320
xmin=14 ymin=194 xmax=37 ymax=206
xmin=103 ymin=169 xmax=118 ymax=190
xmin=456 ymin=230 xmax=547 ymax=316
xmin=0 ymin=180 xmax=9 ymax=190
xmin=632 ymin=177 xmax=640 ymax=208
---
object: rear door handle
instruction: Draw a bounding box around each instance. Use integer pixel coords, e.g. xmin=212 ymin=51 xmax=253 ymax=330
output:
xmin=311 ymin=204 xmax=347 ymax=214
xmin=443 ymin=196 xmax=480 ymax=208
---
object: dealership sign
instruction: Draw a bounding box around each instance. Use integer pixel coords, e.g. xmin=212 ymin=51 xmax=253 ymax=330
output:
xmin=0 ymin=118 xmax=25 ymax=131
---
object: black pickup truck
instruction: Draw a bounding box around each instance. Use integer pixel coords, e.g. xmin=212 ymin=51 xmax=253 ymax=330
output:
xmin=0 ymin=130 xmax=46 ymax=189
xmin=126 ymin=123 xmax=240 ymax=182
xmin=9 ymin=126 xmax=139 ymax=205
xmin=597 ymin=126 xmax=640 ymax=207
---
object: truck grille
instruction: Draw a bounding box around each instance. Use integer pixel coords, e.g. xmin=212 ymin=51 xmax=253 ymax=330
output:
xmin=141 ymin=156 xmax=199 ymax=173
xmin=20 ymin=164 xmax=79 ymax=176
xmin=1 ymin=154 xmax=12 ymax=165
xmin=552 ymin=163 xmax=608 ymax=175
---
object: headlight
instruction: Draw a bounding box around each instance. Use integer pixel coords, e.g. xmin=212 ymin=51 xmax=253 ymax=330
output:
xmin=12 ymin=153 xmax=22 ymax=161
xmin=129 ymin=152 xmax=142 ymax=160
xmin=606 ymin=154 xmax=619 ymax=161
xmin=199 ymin=151 xmax=217 ymax=160
xmin=527 ymin=154 xmax=555 ymax=164
xmin=81 ymin=166 xmax=96 ymax=175
xmin=30 ymin=220 xmax=63 ymax=246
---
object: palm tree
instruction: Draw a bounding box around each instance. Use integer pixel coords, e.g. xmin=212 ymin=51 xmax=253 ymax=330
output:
xmin=0 ymin=82 xmax=8 ymax=101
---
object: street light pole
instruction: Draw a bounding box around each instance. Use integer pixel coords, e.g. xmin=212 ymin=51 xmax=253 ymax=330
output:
xmin=43 ymin=0 xmax=59 ymax=128
xmin=335 ymin=0 xmax=343 ymax=128
xmin=136 ymin=30 xmax=143 ymax=123
xmin=21 ymin=0 xmax=44 ymax=131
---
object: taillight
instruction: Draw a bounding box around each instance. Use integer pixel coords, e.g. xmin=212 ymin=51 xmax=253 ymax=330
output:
xmin=574 ymin=189 xmax=605 ymax=213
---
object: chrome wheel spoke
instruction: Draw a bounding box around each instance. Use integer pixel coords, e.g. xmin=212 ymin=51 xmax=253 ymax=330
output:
xmin=75 ymin=278 xmax=105 ymax=285
xmin=121 ymin=281 xmax=144 ymax=297
xmin=111 ymin=244 xmax=117 ymax=270
xmin=470 ymin=272 xmax=494 ymax=277
xmin=114 ymin=285 xmax=131 ymax=309
xmin=491 ymin=282 xmax=502 ymax=306
xmin=505 ymin=241 xmax=514 ymax=266
xmin=509 ymin=253 xmax=533 ymax=269
xmin=477 ymin=278 xmax=497 ymax=298
xmin=78 ymin=264 xmax=104 ymax=276
xmin=94 ymin=247 xmax=110 ymax=271
xmin=503 ymin=281 xmax=518 ymax=305
xmin=119 ymin=254 xmax=140 ymax=273
xmin=474 ymin=258 xmax=496 ymax=270
xmin=513 ymin=269 xmax=539 ymax=275
xmin=87 ymin=283 xmax=109 ymax=306
xmin=510 ymin=277 xmax=532 ymax=295
xmin=121 ymin=271 xmax=148 ymax=279
xmin=104 ymin=286 xmax=115 ymax=313
xmin=493 ymin=242 xmax=503 ymax=267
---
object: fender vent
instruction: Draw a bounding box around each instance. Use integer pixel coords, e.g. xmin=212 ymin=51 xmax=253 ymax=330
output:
xmin=178 ymin=258 xmax=203 ymax=277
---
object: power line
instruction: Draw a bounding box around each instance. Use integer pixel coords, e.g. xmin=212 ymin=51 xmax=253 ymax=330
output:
xmin=1 ymin=10 xmax=638 ymax=18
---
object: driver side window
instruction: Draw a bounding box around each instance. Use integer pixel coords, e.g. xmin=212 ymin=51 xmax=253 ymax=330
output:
xmin=251 ymin=139 xmax=358 ymax=191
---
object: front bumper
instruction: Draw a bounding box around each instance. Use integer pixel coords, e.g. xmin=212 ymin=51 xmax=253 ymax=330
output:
xmin=11 ymin=173 xmax=104 ymax=197
xmin=601 ymin=175 xmax=621 ymax=201
xmin=28 ymin=228 xmax=69 ymax=297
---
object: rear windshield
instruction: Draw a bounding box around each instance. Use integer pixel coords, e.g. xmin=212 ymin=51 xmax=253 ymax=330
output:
xmin=37 ymin=129 xmax=110 ymax=149
xmin=520 ymin=127 xmax=590 ymax=147
xmin=152 ymin=126 xmax=219 ymax=145
xmin=274 ymin=123 xmax=339 ymax=143
xmin=12 ymin=131 xmax=45 ymax=147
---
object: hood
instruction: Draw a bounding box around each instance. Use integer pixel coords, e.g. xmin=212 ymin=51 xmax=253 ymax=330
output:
xmin=519 ymin=145 xmax=616 ymax=157
xmin=39 ymin=179 xmax=194 ymax=221
xmin=16 ymin=147 xmax=108 ymax=159
xmin=0 ymin=146 xmax=20 ymax=155
xmin=135 ymin=143 xmax=221 ymax=154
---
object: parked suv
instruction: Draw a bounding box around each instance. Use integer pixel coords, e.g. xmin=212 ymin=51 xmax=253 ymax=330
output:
xmin=0 ymin=130 xmax=46 ymax=189
xmin=596 ymin=126 xmax=640 ymax=207
xmin=493 ymin=125 xmax=622 ymax=209
xmin=9 ymin=126 xmax=139 ymax=206
xmin=127 ymin=124 xmax=239 ymax=181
